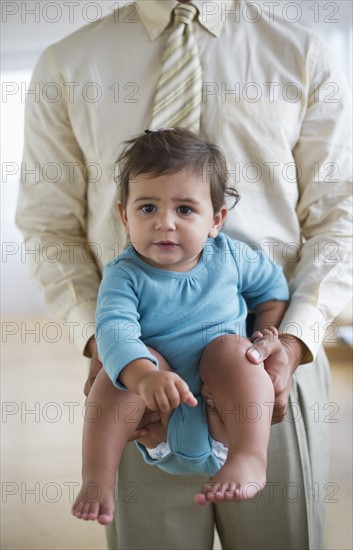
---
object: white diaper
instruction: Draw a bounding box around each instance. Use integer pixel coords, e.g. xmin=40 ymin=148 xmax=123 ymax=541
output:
xmin=146 ymin=438 xmax=228 ymax=467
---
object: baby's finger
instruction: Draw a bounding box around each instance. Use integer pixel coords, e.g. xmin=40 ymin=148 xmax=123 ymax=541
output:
xmin=185 ymin=392 xmax=198 ymax=407
xmin=143 ymin=394 xmax=159 ymax=412
xmin=175 ymin=378 xmax=197 ymax=406
xmin=251 ymin=330 xmax=263 ymax=343
xmin=164 ymin=384 xmax=182 ymax=409
xmin=155 ymin=389 xmax=173 ymax=413
xmin=259 ymin=327 xmax=279 ymax=345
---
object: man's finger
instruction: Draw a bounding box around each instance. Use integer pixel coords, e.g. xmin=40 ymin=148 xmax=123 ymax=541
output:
xmin=140 ymin=411 xmax=160 ymax=425
xmin=127 ymin=427 xmax=150 ymax=442
xmin=271 ymin=401 xmax=288 ymax=424
xmin=246 ymin=346 xmax=263 ymax=363
xmin=127 ymin=411 xmax=161 ymax=442
xmin=246 ymin=337 xmax=279 ymax=364
xmin=83 ymin=377 xmax=94 ymax=397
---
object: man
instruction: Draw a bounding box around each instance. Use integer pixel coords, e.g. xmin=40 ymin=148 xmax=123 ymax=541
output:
xmin=16 ymin=1 xmax=352 ymax=548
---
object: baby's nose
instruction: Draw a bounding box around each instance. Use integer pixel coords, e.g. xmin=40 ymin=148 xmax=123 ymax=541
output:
xmin=155 ymin=211 xmax=176 ymax=230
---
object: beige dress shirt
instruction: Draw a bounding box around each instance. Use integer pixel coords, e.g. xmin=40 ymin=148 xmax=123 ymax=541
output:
xmin=16 ymin=0 xmax=352 ymax=358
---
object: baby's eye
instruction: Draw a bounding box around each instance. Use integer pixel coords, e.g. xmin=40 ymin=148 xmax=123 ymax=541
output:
xmin=141 ymin=204 xmax=156 ymax=213
xmin=177 ymin=205 xmax=193 ymax=215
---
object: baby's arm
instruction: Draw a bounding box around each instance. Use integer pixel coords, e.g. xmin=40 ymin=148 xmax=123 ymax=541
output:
xmin=120 ymin=359 xmax=198 ymax=413
xmin=252 ymin=300 xmax=288 ymax=336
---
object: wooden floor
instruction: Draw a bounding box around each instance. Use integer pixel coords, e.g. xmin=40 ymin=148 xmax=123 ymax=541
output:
xmin=1 ymin=316 xmax=352 ymax=550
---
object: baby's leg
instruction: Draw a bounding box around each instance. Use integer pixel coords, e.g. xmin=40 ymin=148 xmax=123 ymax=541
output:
xmin=195 ymin=333 xmax=274 ymax=505
xmin=72 ymin=368 xmax=146 ymax=524
xmin=72 ymin=348 xmax=171 ymax=524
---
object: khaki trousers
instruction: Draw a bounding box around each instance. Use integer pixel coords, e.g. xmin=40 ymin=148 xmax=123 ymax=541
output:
xmin=106 ymin=349 xmax=330 ymax=550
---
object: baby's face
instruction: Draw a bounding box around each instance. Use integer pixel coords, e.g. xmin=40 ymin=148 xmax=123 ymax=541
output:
xmin=118 ymin=169 xmax=226 ymax=272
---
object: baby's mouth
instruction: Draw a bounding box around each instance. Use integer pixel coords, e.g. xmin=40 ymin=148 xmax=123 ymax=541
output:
xmin=153 ymin=241 xmax=179 ymax=250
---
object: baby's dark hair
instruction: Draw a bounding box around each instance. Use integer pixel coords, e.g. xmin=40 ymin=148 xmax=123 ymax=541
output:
xmin=116 ymin=128 xmax=240 ymax=213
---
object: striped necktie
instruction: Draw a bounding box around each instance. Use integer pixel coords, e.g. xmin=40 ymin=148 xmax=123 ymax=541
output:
xmin=150 ymin=3 xmax=202 ymax=133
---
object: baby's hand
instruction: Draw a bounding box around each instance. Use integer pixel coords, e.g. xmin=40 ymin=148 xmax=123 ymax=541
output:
xmin=137 ymin=371 xmax=198 ymax=413
xmin=251 ymin=326 xmax=278 ymax=344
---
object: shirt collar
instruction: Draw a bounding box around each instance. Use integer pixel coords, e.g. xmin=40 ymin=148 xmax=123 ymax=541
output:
xmin=136 ymin=1 xmax=228 ymax=41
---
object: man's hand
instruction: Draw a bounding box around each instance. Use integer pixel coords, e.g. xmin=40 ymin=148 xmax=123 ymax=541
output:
xmin=246 ymin=328 xmax=307 ymax=424
xmin=127 ymin=410 xmax=165 ymax=443
xmin=137 ymin=370 xmax=198 ymax=413
xmin=83 ymin=336 xmax=102 ymax=396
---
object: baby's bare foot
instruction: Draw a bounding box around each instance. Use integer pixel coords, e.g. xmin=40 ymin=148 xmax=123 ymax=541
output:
xmin=195 ymin=454 xmax=266 ymax=505
xmin=72 ymin=481 xmax=115 ymax=525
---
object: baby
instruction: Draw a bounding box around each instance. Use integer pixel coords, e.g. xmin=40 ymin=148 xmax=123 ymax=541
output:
xmin=72 ymin=128 xmax=289 ymax=524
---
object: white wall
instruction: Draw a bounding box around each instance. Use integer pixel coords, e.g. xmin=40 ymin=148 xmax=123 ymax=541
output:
xmin=1 ymin=1 xmax=352 ymax=317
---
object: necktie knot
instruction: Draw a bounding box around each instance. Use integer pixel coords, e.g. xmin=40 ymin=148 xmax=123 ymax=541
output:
xmin=173 ymin=3 xmax=198 ymax=26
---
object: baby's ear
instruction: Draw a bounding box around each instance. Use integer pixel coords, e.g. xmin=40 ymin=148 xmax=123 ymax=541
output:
xmin=117 ymin=202 xmax=129 ymax=234
xmin=208 ymin=227 xmax=219 ymax=238
xmin=209 ymin=206 xmax=227 ymax=238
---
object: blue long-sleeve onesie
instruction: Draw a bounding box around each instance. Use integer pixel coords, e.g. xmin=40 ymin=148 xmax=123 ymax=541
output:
xmin=96 ymin=233 xmax=289 ymax=475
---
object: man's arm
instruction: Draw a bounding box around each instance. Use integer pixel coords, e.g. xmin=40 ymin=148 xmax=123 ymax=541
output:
xmin=281 ymin=36 xmax=351 ymax=361
xmin=246 ymin=37 xmax=352 ymax=422
xmin=16 ymin=47 xmax=100 ymax=354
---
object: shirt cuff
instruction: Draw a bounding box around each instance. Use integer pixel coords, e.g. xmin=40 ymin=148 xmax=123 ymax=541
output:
xmin=66 ymin=302 xmax=97 ymax=356
xmin=278 ymin=302 xmax=328 ymax=363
